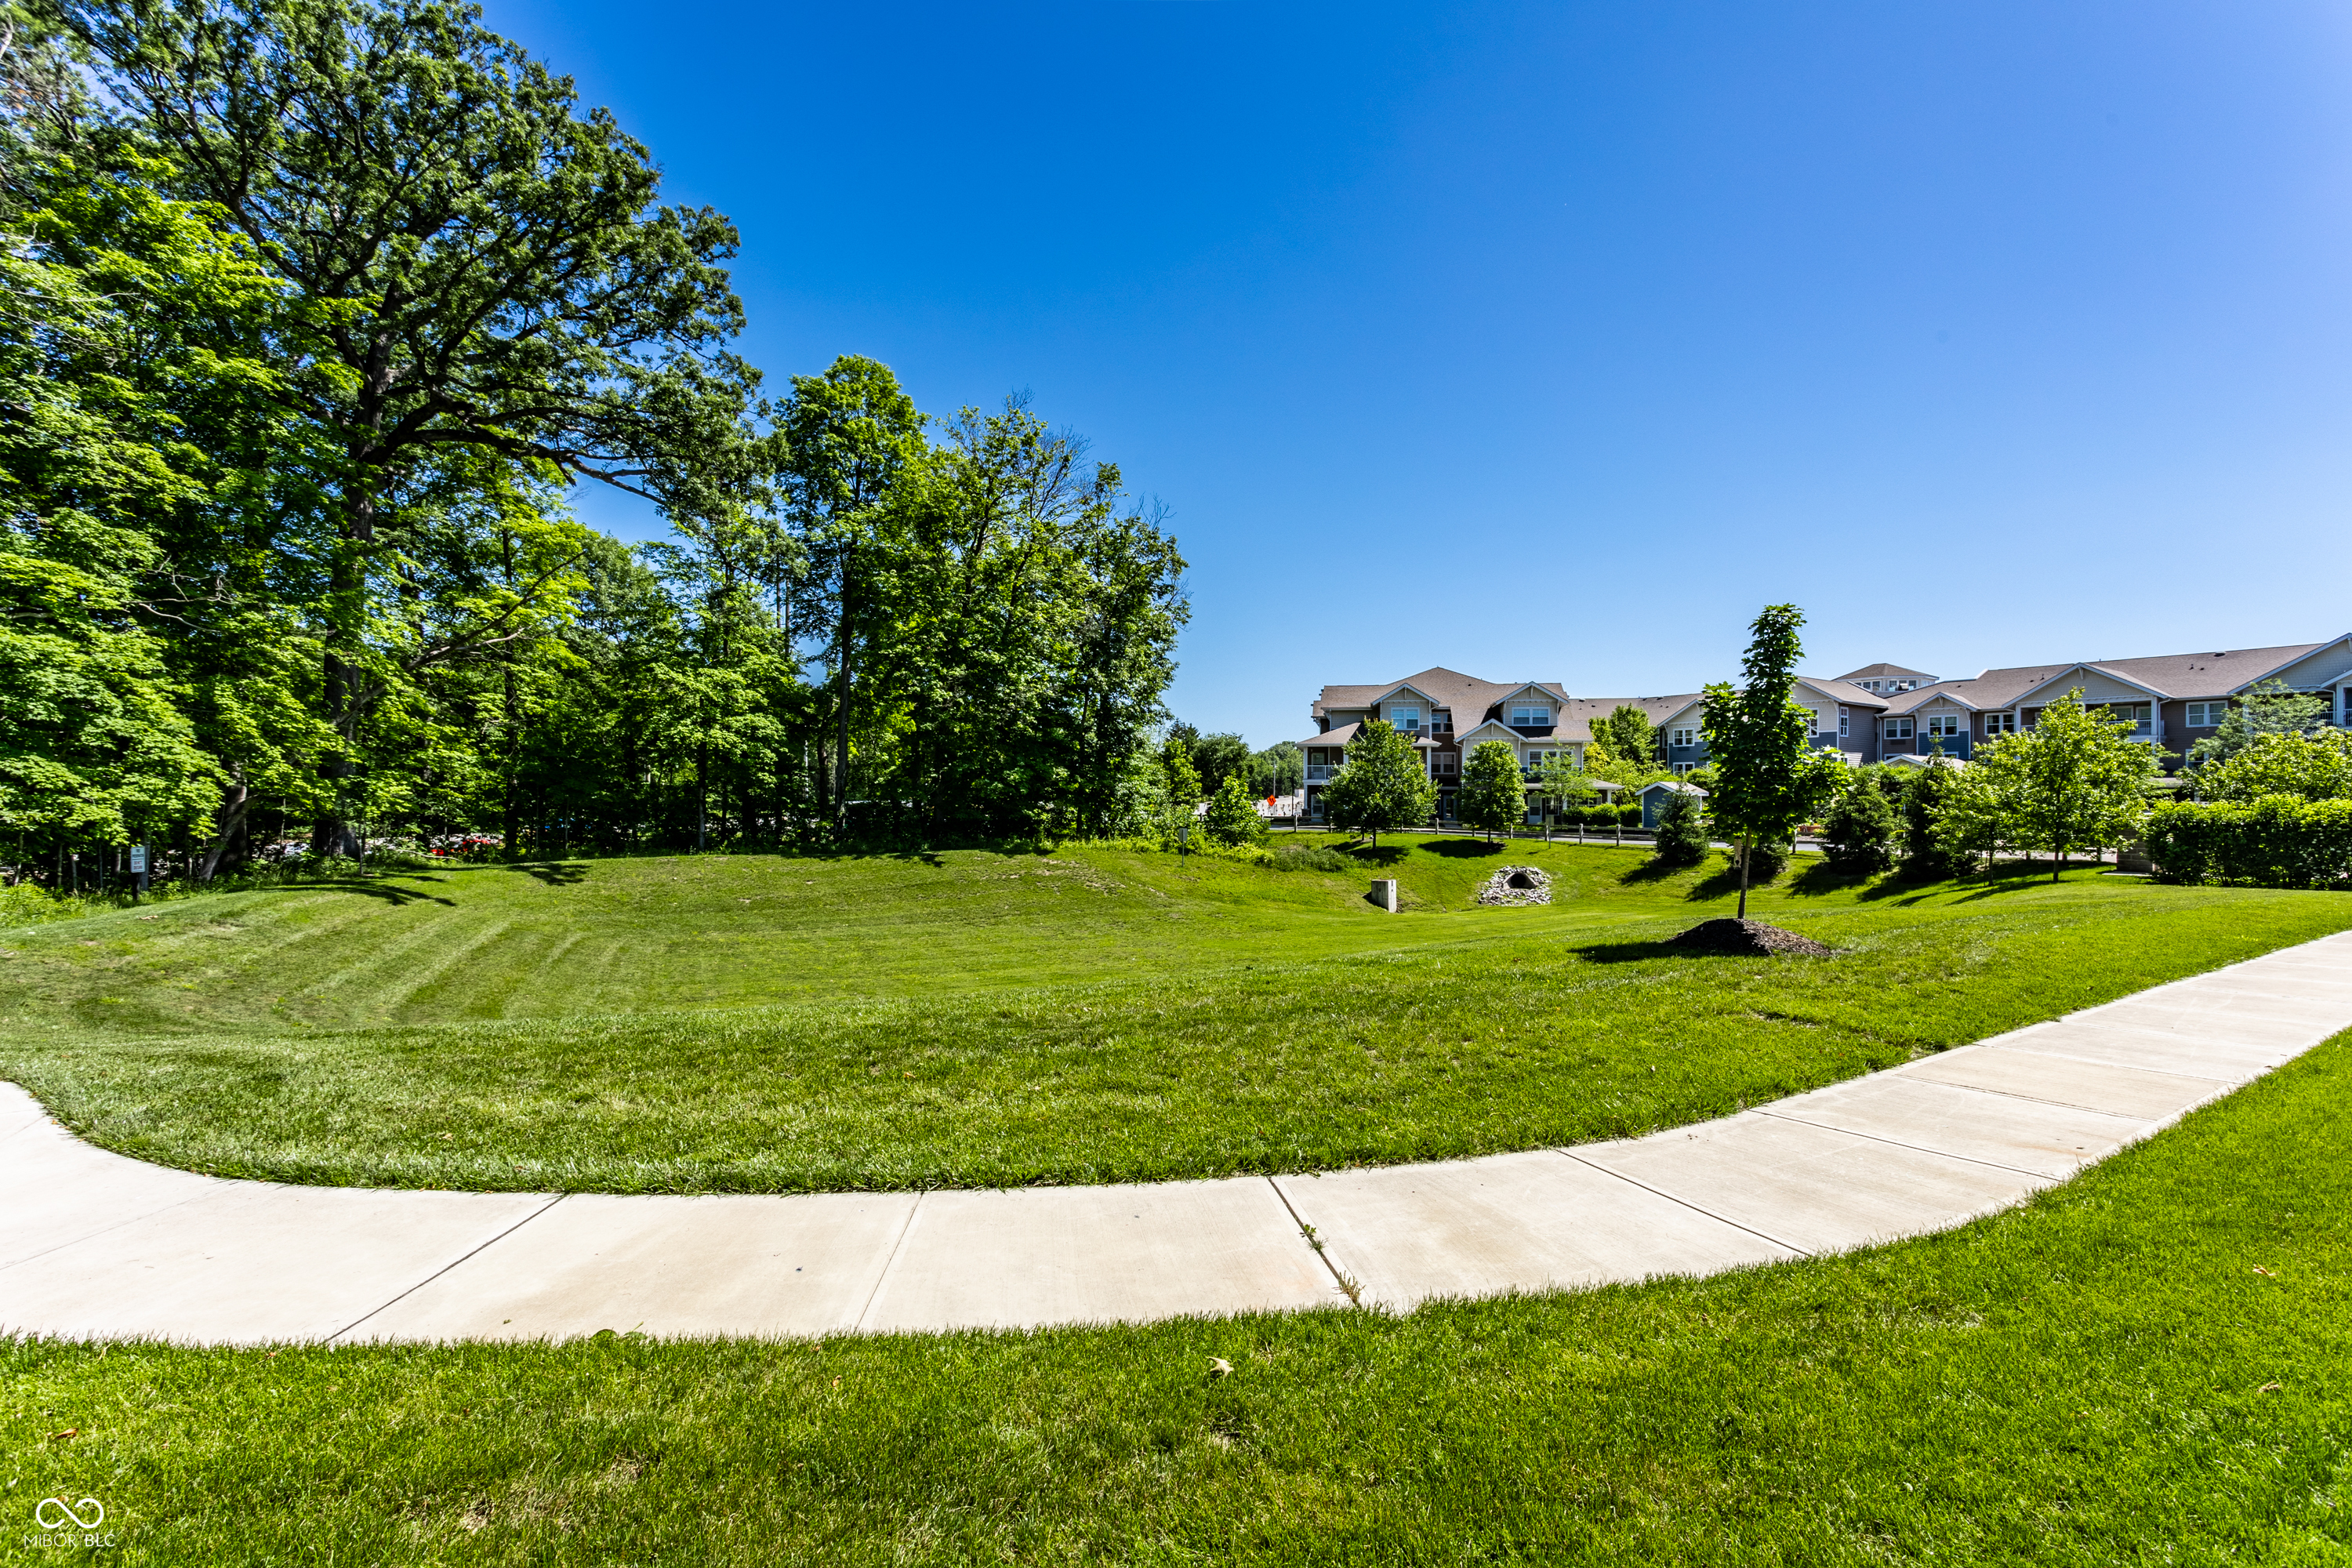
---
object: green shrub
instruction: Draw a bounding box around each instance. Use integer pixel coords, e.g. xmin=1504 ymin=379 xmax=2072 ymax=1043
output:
xmin=1820 ymin=772 xmax=1897 ymax=874
xmin=1729 ymin=838 xmax=1791 ymax=884
xmin=1652 ymin=789 xmax=1708 ymax=867
xmin=2144 ymin=796 xmax=2352 ymax=887
xmin=1616 ymin=802 xmax=1642 ymax=828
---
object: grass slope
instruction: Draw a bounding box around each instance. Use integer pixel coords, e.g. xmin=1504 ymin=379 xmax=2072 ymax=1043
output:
xmin=2 ymin=840 xmax=2349 ymax=1192
xmin=9 ymin=1032 xmax=2350 ymax=1565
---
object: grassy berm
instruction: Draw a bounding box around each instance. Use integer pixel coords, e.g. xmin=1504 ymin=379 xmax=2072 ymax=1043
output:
xmin=8 ymin=1032 xmax=2349 ymax=1563
xmin=1 ymin=837 xmax=2348 ymax=1191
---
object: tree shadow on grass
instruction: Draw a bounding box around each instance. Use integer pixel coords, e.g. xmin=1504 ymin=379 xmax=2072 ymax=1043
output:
xmin=1566 ymin=935 xmax=1697 ymax=964
xmin=1345 ymin=844 xmax=1412 ymax=869
xmin=501 ymin=862 xmax=590 ymax=886
xmin=1786 ymin=860 xmax=1880 ymax=898
xmin=253 ymin=877 xmax=455 ymax=907
xmin=1418 ymin=838 xmax=1510 ymax=858
xmin=1615 ymin=858 xmax=1697 ymax=886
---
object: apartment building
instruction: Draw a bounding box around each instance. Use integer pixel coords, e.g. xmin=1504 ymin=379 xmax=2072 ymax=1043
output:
xmin=1303 ymin=637 xmax=2352 ymax=821
xmin=1301 ymin=668 xmax=1686 ymax=823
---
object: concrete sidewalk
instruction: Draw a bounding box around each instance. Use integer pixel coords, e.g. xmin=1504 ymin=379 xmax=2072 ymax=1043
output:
xmin=5 ymin=931 xmax=2348 ymax=1345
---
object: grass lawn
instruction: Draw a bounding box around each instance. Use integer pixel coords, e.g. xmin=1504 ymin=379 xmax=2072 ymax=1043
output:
xmin=9 ymin=1029 xmax=2349 ymax=1564
xmin=2 ymin=837 xmax=2349 ymax=1192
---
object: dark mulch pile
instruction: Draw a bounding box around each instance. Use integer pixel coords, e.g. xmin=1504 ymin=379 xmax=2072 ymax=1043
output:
xmin=1669 ymin=917 xmax=1835 ymax=957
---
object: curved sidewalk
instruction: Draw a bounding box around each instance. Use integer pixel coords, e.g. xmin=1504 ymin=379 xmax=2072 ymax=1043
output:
xmin=5 ymin=930 xmax=2350 ymax=1346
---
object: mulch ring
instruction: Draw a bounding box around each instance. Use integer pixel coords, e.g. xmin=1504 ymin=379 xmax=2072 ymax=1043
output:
xmin=1668 ymin=917 xmax=1834 ymax=957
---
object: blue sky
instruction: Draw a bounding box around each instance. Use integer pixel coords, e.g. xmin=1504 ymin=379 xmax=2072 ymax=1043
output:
xmin=482 ymin=1 xmax=2352 ymax=747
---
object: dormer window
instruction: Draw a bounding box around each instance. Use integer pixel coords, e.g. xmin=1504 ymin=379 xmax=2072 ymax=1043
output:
xmin=1389 ymin=705 xmax=1420 ymax=732
xmin=1510 ymin=704 xmax=1550 ymax=728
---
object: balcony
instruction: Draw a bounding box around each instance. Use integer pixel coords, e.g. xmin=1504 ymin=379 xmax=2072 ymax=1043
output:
xmin=1305 ymin=765 xmax=1338 ymax=784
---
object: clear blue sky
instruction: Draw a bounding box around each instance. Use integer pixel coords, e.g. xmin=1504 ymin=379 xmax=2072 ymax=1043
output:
xmin=481 ymin=0 xmax=2352 ymax=747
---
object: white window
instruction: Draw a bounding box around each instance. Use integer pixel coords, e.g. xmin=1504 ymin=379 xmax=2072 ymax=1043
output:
xmin=2186 ymin=701 xmax=2225 ymax=728
xmin=1885 ymin=717 xmax=1914 ymax=741
xmin=1389 ymin=706 xmax=1419 ymax=731
xmin=2115 ymin=703 xmax=2151 ymax=730
xmin=1511 ymin=704 xmax=1549 ymax=728
xmin=1431 ymin=750 xmax=1457 ymax=775
xmin=1838 ymin=709 xmax=1850 ymax=739
xmin=1984 ymin=712 xmax=2016 ymax=735
xmin=1671 ymin=761 xmax=1698 ymax=776
xmin=1926 ymin=713 xmax=1962 ymax=739
xmin=1670 ymin=727 xmax=1698 ymax=748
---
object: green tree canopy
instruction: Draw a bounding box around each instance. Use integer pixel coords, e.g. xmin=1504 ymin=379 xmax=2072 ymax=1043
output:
xmin=1248 ymin=741 xmax=1303 ymax=799
xmin=1201 ymin=771 xmax=1266 ymax=848
xmin=1700 ymin=604 xmax=1843 ymax=915
xmin=1323 ymin=720 xmax=1436 ymax=849
xmin=2185 ymin=680 xmax=2333 ymax=782
xmin=1589 ymin=705 xmax=1657 ymax=768
xmin=1457 ymin=739 xmax=1526 ymax=841
xmin=1936 ymin=691 xmax=2159 ymax=881
xmin=2193 ymin=729 xmax=2352 ymax=804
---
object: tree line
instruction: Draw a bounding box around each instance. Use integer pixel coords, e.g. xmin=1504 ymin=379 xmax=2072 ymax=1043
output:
xmin=0 ymin=0 xmax=1189 ymax=887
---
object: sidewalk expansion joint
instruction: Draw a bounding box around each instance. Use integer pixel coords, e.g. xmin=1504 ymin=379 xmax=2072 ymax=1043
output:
xmin=1265 ymin=1177 xmax=1360 ymax=1305
xmin=1748 ymin=1107 xmax=2082 ymax=1179
xmin=327 ymin=1192 xmax=568 ymax=1345
xmin=1554 ymin=1149 xmax=1813 ymax=1258
xmin=850 ymin=1192 xmax=925 ymax=1333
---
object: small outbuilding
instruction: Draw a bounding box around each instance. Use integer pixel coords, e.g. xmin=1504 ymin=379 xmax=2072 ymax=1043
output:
xmin=1637 ymin=778 xmax=1708 ymax=831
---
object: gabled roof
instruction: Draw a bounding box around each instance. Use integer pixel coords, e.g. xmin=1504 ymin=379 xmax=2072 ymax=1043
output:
xmin=1796 ymin=677 xmax=1889 ymax=710
xmin=1299 ymin=722 xmax=1363 ymax=748
xmin=1313 ymin=667 xmax=1573 ymax=726
xmin=2007 ymin=661 xmax=2171 ymax=709
xmin=1875 ymin=681 xmax=1982 ymax=717
xmin=1638 ymin=779 xmax=1708 ymax=797
xmin=1836 ymin=662 xmax=1940 ymax=684
xmin=1549 ymin=695 xmax=1703 ymax=744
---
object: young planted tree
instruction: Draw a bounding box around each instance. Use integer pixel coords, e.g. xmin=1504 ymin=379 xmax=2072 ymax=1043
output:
xmin=1458 ymin=739 xmax=1526 ymax=842
xmin=1936 ymin=690 xmax=2159 ymax=882
xmin=1323 ymin=719 xmax=1437 ymax=850
xmin=1160 ymin=735 xmax=1202 ymax=849
xmin=1700 ymin=604 xmax=1843 ymax=916
xmin=1201 ymin=771 xmax=1267 ymax=848
xmin=1530 ymin=749 xmax=1597 ymax=840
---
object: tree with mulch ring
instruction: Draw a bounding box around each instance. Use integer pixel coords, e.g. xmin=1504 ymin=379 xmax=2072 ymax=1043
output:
xmin=1670 ymin=917 xmax=1834 ymax=956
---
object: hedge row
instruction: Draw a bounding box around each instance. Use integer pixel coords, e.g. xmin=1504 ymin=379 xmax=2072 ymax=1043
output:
xmin=2143 ymin=797 xmax=2352 ymax=888
xmin=1555 ymin=804 xmax=1642 ymax=828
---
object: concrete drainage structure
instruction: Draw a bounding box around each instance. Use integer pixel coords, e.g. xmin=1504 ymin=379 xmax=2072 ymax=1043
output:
xmin=1477 ymin=866 xmax=1552 ymax=906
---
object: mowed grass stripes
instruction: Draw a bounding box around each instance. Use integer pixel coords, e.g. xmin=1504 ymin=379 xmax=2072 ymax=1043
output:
xmin=2 ymin=840 xmax=2347 ymax=1192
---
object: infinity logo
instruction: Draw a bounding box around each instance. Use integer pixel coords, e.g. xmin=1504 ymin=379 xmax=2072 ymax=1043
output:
xmin=35 ymin=1497 xmax=103 ymax=1530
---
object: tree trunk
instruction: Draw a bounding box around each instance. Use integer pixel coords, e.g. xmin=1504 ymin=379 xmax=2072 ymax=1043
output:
xmin=1737 ymin=830 xmax=1753 ymax=920
xmin=198 ymin=765 xmax=251 ymax=882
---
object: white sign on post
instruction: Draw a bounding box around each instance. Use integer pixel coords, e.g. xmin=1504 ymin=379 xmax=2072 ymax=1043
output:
xmin=129 ymin=846 xmax=147 ymax=875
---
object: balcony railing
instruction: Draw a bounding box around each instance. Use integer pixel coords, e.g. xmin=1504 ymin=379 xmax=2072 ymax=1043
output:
xmin=1305 ymin=765 xmax=1338 ymax=783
